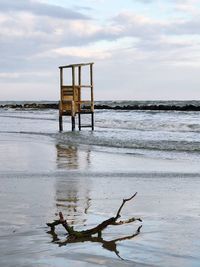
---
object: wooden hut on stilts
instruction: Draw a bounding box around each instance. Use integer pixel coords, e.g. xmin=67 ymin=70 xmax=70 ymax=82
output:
xmin=58 ymin=63 xmax=94 ymax=131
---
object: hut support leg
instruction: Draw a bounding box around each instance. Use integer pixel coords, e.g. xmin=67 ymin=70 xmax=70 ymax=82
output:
xmin=71 ymin=116 xmax=75 ymax=131
xmin=59 ymin=115 xmax=63 ymax=132
xmin=91 ymin=113 xmax=94 ymax=131
xmin=78 ymin=113 xmax=81 ymax=131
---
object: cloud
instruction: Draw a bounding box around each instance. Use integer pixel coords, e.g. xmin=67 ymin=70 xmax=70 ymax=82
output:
xmin=0 ymin=0 xmax=90 ymax=20
xmin=0 ymin=10 xmax=121 ymax=70
xmin=0 ymin=0 xmax=200 ymax=100
xmin=51 ymin=46 xmax=111 ymax=60
xmin=105 ymin=10 xmax=200 ymax=68
xmin=112 ymin=10 xmax=200 ymax=41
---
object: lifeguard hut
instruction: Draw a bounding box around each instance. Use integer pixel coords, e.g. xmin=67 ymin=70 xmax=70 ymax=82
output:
xmin=58 ymin=63 xmax=94 ymax=131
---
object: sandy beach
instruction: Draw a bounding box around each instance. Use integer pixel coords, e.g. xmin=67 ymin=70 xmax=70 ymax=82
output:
xmin=0 ymin=106 xmax=200 ymax=266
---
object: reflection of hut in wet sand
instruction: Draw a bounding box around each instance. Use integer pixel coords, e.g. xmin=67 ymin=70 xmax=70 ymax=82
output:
xmin=55 ymin=177 xmax=91 ymax=226
xmin=55 ymin=143 xmax=92 ymax=225
xmin=56 ymin=143 xmax=91 ymax=170
xmin=56 ymin=144 xmax=79 ymax=170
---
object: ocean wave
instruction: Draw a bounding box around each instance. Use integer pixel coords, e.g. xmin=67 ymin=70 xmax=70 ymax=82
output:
xmin=57 ymin=131 xmax=200 ymax=153
xmin=0 ymin=114 xmax=56 ymax=121
xmin=95 ymin=120 xmax=200 ymax=133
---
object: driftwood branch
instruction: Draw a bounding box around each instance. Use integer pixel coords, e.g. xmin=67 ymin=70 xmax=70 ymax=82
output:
xmin=115 ymin=192 xmax=137 ymax=220
xmin=112 ymin=217 xmax=142 ymax=225
xmin=48 ymin=225 xmax=142 ymax=260
xmin=47 ymin=193 xmax=142 ymax=240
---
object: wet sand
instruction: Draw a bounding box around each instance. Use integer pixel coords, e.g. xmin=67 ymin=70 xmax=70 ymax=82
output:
xmin=0 ymin=133 xmax=200 ymax=267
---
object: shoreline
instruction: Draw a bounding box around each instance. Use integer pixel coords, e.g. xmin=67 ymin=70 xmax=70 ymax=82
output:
xmin=0 ymin=134 xmax=200 ymax=267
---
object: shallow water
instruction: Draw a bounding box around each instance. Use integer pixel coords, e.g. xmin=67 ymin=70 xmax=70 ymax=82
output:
xmin=0 ymin=107 xmax=200 ymax=266
xmin=1 ymin=168 xmax=200 ymax=266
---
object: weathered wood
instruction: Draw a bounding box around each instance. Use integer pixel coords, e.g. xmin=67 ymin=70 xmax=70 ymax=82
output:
xmin=90 ymin=64 xmax=94 ymax=112
xmin=59 ymin=115 xmax=63 ymax=132
xmin=58 ymin=62 xmax=94 ymax=131
xmin=78 ymin=113 xmax=81 ymax=130
xmin=59 ymin=62 xmax=94 ymax=68
xmin=48 ymin=224 xmax=142 ymax=260
xmin=47 ymin=193 xmax=142 ymax=239
xmin=78 ymin=85 xmax=93 ymax=88
xmin=78 ymin=66 xmax=81 ymax=87
xmin=78 ymin=65 xmax=81 ymax=125
xmin=115 ymin=193 xmax=137 ymax=220
xmin=59 ymin=68 xmax=63 ymax=132
xmin=71 ymin=116 xmax=75 ymax=131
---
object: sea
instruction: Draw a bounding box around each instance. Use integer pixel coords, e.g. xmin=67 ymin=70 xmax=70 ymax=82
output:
xmin=0 ymin=100 xmax=200 ymax=267
xmin=1 ymin=100 xmax=200 ymax=163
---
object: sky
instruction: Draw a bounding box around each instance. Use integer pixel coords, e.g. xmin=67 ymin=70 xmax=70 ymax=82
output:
xmin=0 ymin=0 xmax=200 ymax=101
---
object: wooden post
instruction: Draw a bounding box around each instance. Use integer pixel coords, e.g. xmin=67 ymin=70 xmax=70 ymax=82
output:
xmin=90 ymin=64 xmax=94 ymax=111
xmin=59 ymin=67 xmax=63 ymax=131
xmin=91 ymin=112 xmax=94 ymax=131
xmin=72 ymin=66 xmax=76 ymax=130
xmin=72 ymin=66 xmax=75 ymax=99
xmin=71 ymin=116 xmax=75 ymax=131
xmin=78 ymin=113 xmax=81 ymax=130
xmin=59 ymin=115 xmax=63 ymax=132
xmin=90 ymin=64 xmax=94 ymax=130
xmin=78 ymin=66 xmax=81 ymax=130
